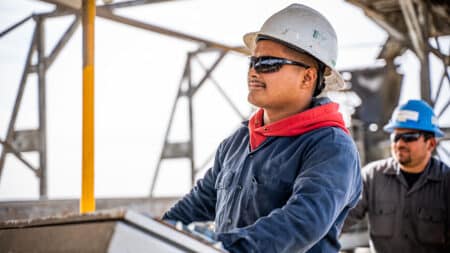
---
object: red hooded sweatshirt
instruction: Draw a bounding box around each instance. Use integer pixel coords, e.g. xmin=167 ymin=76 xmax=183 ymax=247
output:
xmin=248 ymin=102 xmax=349 ymax=151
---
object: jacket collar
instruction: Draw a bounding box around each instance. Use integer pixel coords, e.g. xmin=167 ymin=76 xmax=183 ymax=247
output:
xmin=383 ymin=157 xmax=442 ymax=181
xmin=241 ymin=97 xmax=333 ymax=126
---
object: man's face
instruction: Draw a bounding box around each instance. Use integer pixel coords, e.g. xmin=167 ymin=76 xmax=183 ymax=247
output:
xmin=390 ymin=128 xmax=434 ymax=168
xmin=247 ymin=40 xmax=316 ymax=111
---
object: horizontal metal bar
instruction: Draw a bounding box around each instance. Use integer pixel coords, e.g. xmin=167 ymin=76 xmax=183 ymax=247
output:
xmin=0 ymin=139 xmax=40 ymax=177
xmin=96 ymin=8 xmax=248 ymax=55
xmin=28 ymin=2 xmax=250 ymax=55
xmin=38 ymin=0 xmax=81 ymax=10
xmin=161 ymin=142 xmax=191 ymax=159
xmin=100 ymin=0 xmax=179 ymax=9
xmin=28 ymin=65 xmax=38 ymax=73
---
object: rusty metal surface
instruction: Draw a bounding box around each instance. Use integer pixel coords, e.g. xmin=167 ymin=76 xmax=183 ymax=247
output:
xmin=0 ymin=208 xmax=125 ymax=229
xmin=0 ymin=221 xmax=117 ymax=252
xmin=0 ymin=197 xmax=179 ymax=222
xmin=0 ymin=210 xmax=226 ymax=253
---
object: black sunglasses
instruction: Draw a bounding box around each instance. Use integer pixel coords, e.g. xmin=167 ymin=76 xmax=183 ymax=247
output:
xmin=390 ymin=132 xmax=422 ymax=143
xmin=249 ymin=56 xmax=310 ymax=74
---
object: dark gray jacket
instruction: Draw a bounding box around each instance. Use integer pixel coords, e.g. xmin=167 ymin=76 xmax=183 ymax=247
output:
xmin=346 ymin=157 xmax=450 ymax=253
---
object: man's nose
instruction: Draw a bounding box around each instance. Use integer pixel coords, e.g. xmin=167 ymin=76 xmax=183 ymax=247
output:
xmin=394 ymin=138 xmax=408 ymax=147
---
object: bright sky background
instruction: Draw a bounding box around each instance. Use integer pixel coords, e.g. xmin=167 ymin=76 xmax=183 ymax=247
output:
xmin=0 ymin=0 xmax=448 ymax=200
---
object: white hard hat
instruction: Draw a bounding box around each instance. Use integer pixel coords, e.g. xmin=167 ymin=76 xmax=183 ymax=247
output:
xmin=243 ymin=3 xmax=344 ymax=91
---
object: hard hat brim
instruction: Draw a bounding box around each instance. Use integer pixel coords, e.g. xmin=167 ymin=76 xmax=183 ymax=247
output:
xmin=243 ymin=32 xmax=345 ymax=91
xmin=383 ymin=122 xmax=445 ymax=137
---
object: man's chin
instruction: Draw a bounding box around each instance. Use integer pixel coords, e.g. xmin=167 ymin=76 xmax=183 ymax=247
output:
xmin=247 ymin=95 xmax=263 ymax=108
xmin=397 ymin=158 xmax=411 ymax=166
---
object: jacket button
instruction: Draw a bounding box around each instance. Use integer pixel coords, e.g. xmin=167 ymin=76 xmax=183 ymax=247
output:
xmin=227 ymin=218 xmax=232 ymax=224
xmin=237 ymin=185 xmax=242 ymax=190
xmin=403 ymin=233 xmax=408 ymax=239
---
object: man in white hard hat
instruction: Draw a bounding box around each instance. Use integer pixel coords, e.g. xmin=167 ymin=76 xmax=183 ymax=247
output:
xmin=163 ymin=4 xmax=362 ymax=252
xmin=345 ymin=99 xmax=450 ymax=252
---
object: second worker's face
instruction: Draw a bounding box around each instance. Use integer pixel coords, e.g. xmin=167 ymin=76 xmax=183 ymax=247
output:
xmin=390 ymin=128 xmax=434 ymax=167
xmin=247 ymin=40 xmax=316 ymax=111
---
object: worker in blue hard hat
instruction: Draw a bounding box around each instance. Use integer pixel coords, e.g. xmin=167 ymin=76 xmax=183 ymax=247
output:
xmin=344 ymin=99 xmax=450 ymax=253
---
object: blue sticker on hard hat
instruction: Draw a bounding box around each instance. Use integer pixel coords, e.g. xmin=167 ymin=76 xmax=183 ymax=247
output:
xmin=394 ymin=110 xmax=419 ymax=122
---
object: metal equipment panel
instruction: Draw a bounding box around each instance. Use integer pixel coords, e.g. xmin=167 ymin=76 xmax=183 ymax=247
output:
xmin=0 ymin=210 xmax=226 ymax=253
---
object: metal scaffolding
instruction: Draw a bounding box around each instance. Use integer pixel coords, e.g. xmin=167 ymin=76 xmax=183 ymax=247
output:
xmin=0 ymin=0 xmax=248 ymax=198
xmin=0 ymin=13 xmax=80 ymax=198
xmin=149 ymin=48 xmax=246 ymax=196
xmin=1 ymin=0 xmax=449 ymax=199
xmin=346 ymin=0 xmax=450 ymax=160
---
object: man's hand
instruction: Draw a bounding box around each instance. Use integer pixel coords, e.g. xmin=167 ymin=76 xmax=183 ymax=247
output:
xmin=162 ymin=220 xmax=227 ymax=251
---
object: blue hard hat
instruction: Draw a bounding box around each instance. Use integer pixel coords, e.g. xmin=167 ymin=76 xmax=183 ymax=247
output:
xmin=383 ymin=99 xmax=444 ymax=137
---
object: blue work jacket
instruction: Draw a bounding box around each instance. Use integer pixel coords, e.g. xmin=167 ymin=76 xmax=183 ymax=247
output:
xmin=163 ymin=103 xmax=362 ymax=253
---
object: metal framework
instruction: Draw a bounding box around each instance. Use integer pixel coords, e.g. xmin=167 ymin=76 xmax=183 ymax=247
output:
xmin=1 ymin=0 xmax=449 ymax=198
xmin=0 ymin=13 xmax=80 ymax=197
xmin=345 ymin=0 xmax=449 ymax=96
xmin=0 ymin=0 xmax=248 ymax=198
xmin=346 ymin=0 xmax=450 ymax=160
xmin=149 ymin=48 xmax=246 ymax=196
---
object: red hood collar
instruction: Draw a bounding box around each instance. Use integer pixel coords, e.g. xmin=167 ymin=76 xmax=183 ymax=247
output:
xmin=248 ymin=102 xmax=349 ymax=150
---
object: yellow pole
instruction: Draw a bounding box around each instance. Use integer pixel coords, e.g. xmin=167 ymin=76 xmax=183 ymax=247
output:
xmin=80 ymin=0 xmax=95 ymax=213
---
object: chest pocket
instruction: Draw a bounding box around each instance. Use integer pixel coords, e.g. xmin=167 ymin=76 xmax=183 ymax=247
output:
xmin=370 ymin=203 xmax=396 ymax=237
xmin=416 ymin=207 xmax=446 ymax=244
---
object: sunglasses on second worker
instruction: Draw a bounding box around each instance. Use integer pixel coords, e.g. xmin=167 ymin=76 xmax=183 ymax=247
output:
xmin=390 ymin=132 xmax=423 ymax=143
xmin=249 ymin=56 xmax=310 ymax=74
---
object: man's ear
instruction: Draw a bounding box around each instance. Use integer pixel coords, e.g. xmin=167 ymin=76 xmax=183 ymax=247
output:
xmin=426 ymin=137 xmax=437 ymax=152
xmin=300 ymin=68 xmax=317 ymax=92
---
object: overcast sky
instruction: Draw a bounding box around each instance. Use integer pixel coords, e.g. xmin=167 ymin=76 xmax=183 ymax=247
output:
xmin=0 ymin=0 xmax=448 ymax=200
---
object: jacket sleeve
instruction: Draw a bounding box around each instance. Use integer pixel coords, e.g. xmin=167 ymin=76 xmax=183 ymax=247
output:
xmin=217 ymin=132 xmax=362 ymax=253
xmin=445 ymin=163 xmax=450 ymax=250
xmin=343 ymin=165 xmax=371 ymax=229
xmin=162 ymin=143 xmax=223 ymax=225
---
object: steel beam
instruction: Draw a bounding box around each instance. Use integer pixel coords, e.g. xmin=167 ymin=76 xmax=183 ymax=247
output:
xmin=0 ymin=139 xmax=40 ymax=176
xmin=101 ymin=0 xmax=179 ymax=9
xmin=37 ymin=0 xmax=248 ymax=55
xmin=187 ymin=54 xmax=195 ymax=186
xmin=81 ymin=0 xmax=96 ymax=213
xmin=191 ymin=51 xmax=227 ymax=95
xmin=46 ymin=15 xmax=81 ymax=69
xmin=149 ymin=50 xmax=234 ymax=196
xmin=399 ymin=0 xmax=426 ymax=61
xmin=0 ymin=26 xmax=37 ymax=180
xmin=0 ymin=14 xmax=33 ymax=38
xmin=38 ymin=0 xmax=177 ymax=10
xmin=346 ymin=0 xmax=407 ymax=43
xmin=194 ymin=55 xmax=246 ymax=120
xmin=96 ymin=8 xmax=248 ymax=55
xmin=149 ymin=57 xmax=189 ymax=196
xmin=36 ymin=16 xmax=48 ymax=198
